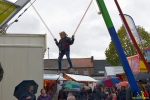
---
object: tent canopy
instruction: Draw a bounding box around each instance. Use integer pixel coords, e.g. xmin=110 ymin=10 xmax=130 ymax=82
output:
xmin=66 ymin=74 xmax=97 ymax=82
xmin=44 ymin=74 xmax=66 ymax=80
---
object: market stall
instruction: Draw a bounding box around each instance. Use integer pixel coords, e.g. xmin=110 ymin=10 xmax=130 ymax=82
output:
xmin=43 ymin=74 xmax=66 ymax=94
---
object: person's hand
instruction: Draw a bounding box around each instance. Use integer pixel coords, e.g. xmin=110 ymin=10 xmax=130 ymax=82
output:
xmin=26 ymin=96 xmax=31 ymax=99
xmin=105 ymin=92 xmax=109 ymax=94
xmin=72 ymin=35 xmax=75 ymax=39
xmin=54 ymin=38 xmax=57 ymax=41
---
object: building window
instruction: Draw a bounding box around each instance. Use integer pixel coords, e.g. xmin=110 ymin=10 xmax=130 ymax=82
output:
xmin=98 ymin=71 xmax=104 ymax=74
xmin=84 ymin=69 xmax=88 ymax=75
xmin=74 ymin=69 xmax=78 ymax=74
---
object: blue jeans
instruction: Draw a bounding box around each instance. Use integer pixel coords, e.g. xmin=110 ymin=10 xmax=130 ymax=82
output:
xmin=58 ymin=51 xmax=73 ymax=71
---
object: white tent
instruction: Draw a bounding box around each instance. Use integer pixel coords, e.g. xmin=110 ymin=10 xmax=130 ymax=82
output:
xmin=44 ymin=74 xmax=66 ymax=80
xmin=66 ymin=74 xmax=97 ymax=82
xmin=105 ymin=66 xmax=123 ymax=76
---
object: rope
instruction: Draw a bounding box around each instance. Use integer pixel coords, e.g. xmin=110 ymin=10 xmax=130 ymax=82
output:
xmin=73 ymin=0 xmax=93 ymax=36
xmin=30 ymin=2 xmax=55 ymax=39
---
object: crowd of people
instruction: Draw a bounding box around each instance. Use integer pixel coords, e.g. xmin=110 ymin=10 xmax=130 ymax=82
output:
xmin=58 ymin=80 xmax=150 ymax=100
xmin=58 ymin=84 xmax=120 ymax=100
xmin=18 ymin=79 xmax=150 ymax=100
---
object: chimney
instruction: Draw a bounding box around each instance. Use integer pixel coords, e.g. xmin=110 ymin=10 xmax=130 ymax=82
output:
xmin=91 ymin=56 xmax=94 ymax=62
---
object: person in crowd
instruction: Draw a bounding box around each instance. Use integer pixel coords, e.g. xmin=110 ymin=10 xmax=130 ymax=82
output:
xmin=81 ymin=87 xmax=86 ymax=100
xmin=95 ymin=84 xmax=108 ymax=100
xmin=118 ymin=86 xmax=126 ymax=100
xmin=37 ymin=89 xmax=51 ymax=100
xmin=67 ymin=92 xmax=76 ymax=100
xmin=145 ymin=80 xmax=150 ymax=98
xmin=58 ymin=87 xmax=67 ymax=100
xmin=112 ymin=93 xmax=117 ymax=100
xmin=88 ymin=87 xmax=94 ymax=100
xmin=93 ymin=86 xmax=97 ymax=100
xmin=76 ymin=91 xmax=82 ymax=100
xmin=104 ymin=87 xmax=112 ymax=100
xmin=54 ymin=31 xmax=75 ymax=74
xmin=20 ymin=85 xmax=36 ymax=100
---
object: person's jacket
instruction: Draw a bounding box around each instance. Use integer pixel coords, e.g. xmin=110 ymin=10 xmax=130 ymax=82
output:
xmin=118 ymin=90 xmax=126 ymax=100
xmin=58 ymin=88 xmax=67 ymax=99
xmin=55 ymin=37 xmax=74 ymax=51
xmin=95 ymin=88 xmax=107 ymax=100
xmin=19 ymin=91 xmax=36 ymax=100
xmin=37 ymin=95 xmax=51 ymax=100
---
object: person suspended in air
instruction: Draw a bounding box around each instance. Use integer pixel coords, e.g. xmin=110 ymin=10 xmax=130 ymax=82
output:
xmin=54 ymin=31 xmax=74 ymax=74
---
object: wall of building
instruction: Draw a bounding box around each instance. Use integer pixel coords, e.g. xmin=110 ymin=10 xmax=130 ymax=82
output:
xmin=0 ymin=34 xmax=47 ymax=52
xmin=74 ymin=67 xmax=94 ymax=76
xmin=0 ymin=45 xmax=44 ymax=100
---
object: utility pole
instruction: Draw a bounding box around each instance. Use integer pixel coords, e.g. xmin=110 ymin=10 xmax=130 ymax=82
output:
xmin=48 ymin=47 xmax=49 ymax=59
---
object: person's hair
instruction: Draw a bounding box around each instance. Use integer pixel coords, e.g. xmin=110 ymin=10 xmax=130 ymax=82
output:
xmin=121 ymin=86 xmax=126 ymax=90
xmin=59 ymin=31 xmax=68 ymax=37
xmin=40 ymin=89 xmax=45 ymax=94
xmin=99 ymin=84 xmax=103 ymax=88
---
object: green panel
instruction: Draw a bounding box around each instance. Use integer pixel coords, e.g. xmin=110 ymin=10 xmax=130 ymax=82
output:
xmin=0 ymin=1 xmax=17 ymax=24
xmin=97 ymin=0 xmax=113 ymax=28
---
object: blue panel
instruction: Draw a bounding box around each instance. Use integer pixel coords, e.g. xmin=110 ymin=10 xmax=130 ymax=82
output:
xmin=108 ymin=26 xmax=141 ymax=96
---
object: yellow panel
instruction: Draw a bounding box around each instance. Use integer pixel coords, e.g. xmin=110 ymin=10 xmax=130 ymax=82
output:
xmin=0 ymin=1 xmax=16 ymax=24
xmin=139 ymin=61 xmax=148 ymax=72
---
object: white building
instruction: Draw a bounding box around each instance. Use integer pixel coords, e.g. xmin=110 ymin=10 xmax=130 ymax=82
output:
xmin=0 ymin=34 xmax=46 ymax=100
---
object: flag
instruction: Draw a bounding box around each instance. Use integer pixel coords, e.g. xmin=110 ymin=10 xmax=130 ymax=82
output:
xmin=120 ymin=14 xmax=141 ymax=44
xmin=144 ymin=46 xmax=150 ymax=62
xmin=127 ymin=55 xmax=140 ymax=73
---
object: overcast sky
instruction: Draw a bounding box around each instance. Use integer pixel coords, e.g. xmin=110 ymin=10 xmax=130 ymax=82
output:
xmin=7 ymin=0 xmax=150 ymax=59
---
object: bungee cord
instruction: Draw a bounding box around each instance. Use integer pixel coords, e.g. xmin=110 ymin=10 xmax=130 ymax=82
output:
xmin=30 ymin=2 xmax=55 ymax=39
xmin=0 ymin=0 xmax=92 ymax=38
xmin=73 ymin=0 xmax=93 ymax=36
xmin=31 ymin=0 xmax=93 ymax=38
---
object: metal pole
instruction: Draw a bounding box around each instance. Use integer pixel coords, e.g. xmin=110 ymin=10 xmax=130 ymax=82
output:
xmin=97 ymin=0 xmax=141 ymax=96
xmin=114 ymin=0 xmax=150 ymax=72
xmin=48 ymin=47 xmax=49 ymax=59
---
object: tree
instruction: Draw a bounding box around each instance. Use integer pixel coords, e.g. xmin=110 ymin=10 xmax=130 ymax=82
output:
xmin=105 ymin=25 xmax=150 ymax=66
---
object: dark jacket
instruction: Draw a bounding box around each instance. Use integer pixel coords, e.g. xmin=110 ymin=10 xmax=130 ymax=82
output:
xmin=118 ymin=90 xmax=126 ymax=100
xmin=0 ymin=63 xmax=4 ymax=82
xmin=19 ymin=91 xmax=36 ymax=100
xmin=37 ymin=95 xmax=51 ymax=100
xmin=55 ymin=37 xmax=74 ymax=51
xmin=58 ymin=88 xmax=67 ymax=99
xmin=95 ymin=88 xmax=106 ymax=100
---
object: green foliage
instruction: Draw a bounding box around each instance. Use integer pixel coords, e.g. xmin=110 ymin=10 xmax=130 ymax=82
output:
xmin=105 ymin=25 xmax=150 ymax=66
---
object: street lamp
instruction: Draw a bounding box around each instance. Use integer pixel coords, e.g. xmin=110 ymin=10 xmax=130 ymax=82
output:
xmin=93 ymin=0 xmax=102 ymax=14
